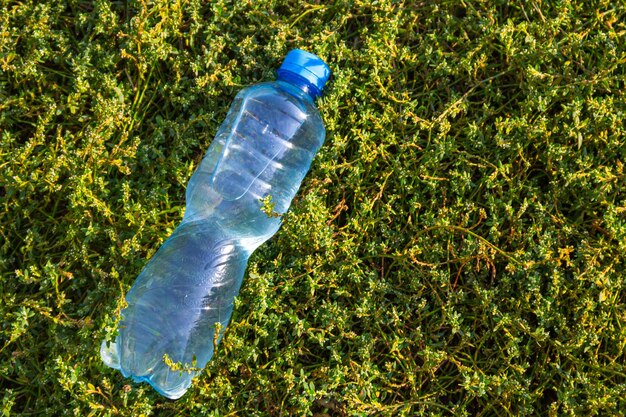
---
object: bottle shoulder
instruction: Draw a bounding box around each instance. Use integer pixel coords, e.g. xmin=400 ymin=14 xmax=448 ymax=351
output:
xmin=236 ymin=81 xmax=324 ymax=127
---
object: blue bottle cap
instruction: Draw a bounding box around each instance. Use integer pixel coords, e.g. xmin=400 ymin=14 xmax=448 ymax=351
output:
xmin=277 ymin=49 xmax=331 ymax=98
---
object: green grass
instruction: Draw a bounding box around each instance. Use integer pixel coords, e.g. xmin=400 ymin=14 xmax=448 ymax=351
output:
xmin=2 ymin=0 xmax=626 ymax=415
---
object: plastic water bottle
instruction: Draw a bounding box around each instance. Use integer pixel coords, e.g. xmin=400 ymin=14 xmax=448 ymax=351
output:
xmin=101 ymin=50 xmax=331 ymax=399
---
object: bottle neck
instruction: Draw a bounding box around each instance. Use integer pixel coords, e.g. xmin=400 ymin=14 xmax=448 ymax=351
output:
xmin=276 ymin=70 xmax=320 ymax=100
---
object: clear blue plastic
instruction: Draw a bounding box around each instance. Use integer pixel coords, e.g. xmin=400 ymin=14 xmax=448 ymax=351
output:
xmin=101 ymin=51 xmax=330 ymax=399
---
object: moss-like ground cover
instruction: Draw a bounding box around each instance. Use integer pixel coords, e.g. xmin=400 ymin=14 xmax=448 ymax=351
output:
xmin=2 ymin=1 xmax=626 ymax=415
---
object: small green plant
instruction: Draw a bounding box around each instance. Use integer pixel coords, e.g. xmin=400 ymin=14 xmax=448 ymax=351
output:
xmin=260 ymin=195 xmax=282 ymax=218
xmin=163 ymin=354 xmax=201 ymax=375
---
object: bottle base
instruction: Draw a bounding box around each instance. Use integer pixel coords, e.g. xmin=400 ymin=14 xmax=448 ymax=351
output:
xmin=100 ymin=340 xmax=192 ymax=400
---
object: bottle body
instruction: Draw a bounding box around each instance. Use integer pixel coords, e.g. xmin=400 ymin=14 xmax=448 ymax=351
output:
xmin=101 ymin=80 xmax=326 ymax=399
